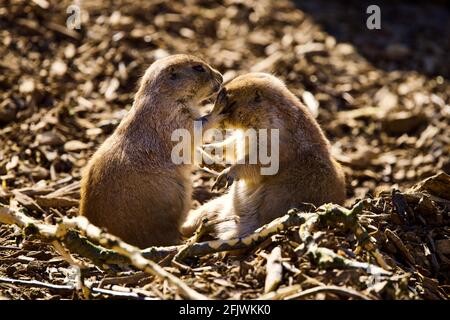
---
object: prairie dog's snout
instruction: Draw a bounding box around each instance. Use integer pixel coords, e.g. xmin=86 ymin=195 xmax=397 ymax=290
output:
xmin=199 ymin=88 xmax=230 ymax=127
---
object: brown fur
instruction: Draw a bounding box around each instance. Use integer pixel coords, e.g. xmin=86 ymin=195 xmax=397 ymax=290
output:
xmin=181 ymin=73 xmax=346 ymax=239
xmin=79 ymin=54 xmax=222 ymax=248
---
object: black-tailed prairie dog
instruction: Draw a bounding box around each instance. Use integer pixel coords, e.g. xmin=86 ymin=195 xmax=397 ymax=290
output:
xmin=181 ymin=73 xmax=346 ymax=239
xmin=80 ymin=54 xmax=223 ymax=248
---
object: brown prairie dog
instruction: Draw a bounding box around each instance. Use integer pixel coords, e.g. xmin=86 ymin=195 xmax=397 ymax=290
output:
xmin=181 ymin=73 xmax=345 ymax=239
xmin=79 ymin=54 xmax=223 ymax=248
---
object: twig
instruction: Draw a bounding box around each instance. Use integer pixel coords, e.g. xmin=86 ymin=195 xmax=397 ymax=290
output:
xmin=385 ymin=228 xmax=415 ymax=265
xmin=172 ymin=216 xmax=216 ymax=271
xmin=0 ymin=277 xmax=74 ymax=293
xmin=174 ymin=210 xmax=305 ymax=264
xmin=0 ymin=202 xmax=179 ymax=265
xmin=141 ymin=245 xmax=179 ymax=262
xmin=285 ymin=285 xmax=373 ymax=300
xmin=315 ymin=202 xmax=390 ymax=271
xmin=0 ymin=203 xmax=129 ymax=266
xmin=90 ymin=286 xmax=156 ymax=300
xmin=0 ymin=203 xmax=207 ymax=300
xmin=0 ymin=201 xmax=392 ymax=299
xmin=0 ymin=277 xmax=155 ymax=300
xmin=171 ymin=203 xmax=391 ymax=278
xmin=264 ymin=246 xmax=283 ymax=293
xmin=298 ymin=204 xmax=391 ymax=276
xmin=99 ymin=272 xmax=149 ymax=287
xmin=256 ymin=284 xmax=302 ymax=300
xmin=45 ymin=22 xmax=81 ymax=40
xmin=60 ymin=216 xmax=207 ymax=299
xmin=0 ymin=245 xmax=21 ymax=251
xmin=307 ymin=246 xmax=390 ymax=276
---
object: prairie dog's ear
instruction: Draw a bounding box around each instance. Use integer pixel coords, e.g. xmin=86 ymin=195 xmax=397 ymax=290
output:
xmin=254 ymin=90 xmax=262 ymax=103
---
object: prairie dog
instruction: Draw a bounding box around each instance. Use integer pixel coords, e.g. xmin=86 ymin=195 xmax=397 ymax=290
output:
xmin=79 ymin=54 xmax=223 ymax=248
xmin=181 ymin=73 xmax=345 ymax=239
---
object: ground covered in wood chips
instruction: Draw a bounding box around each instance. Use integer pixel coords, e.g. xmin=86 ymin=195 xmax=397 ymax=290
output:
xmin=0 ymin=0 xmax=449 ymax=300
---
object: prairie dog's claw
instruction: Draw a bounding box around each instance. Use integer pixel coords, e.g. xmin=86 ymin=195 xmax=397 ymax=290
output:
xmin=211 ymin=168 xmax=234 ymax=191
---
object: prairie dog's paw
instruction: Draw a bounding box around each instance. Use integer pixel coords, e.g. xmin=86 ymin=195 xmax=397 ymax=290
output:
xmin=181 ymin=208 xmax=204 ymax=237
xmin=211 ymin=167 xmax=236 ymax=191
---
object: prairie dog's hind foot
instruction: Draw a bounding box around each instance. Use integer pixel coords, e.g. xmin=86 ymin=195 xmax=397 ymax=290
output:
xmin=180 ymin=206 xmax=207 ymax=237
xmin=181 ymin=193 xmax=236 ymax=239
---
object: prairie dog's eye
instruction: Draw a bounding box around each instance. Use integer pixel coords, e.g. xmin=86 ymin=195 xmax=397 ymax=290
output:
xmin=169 ymin=67 xmax=177 ymax=80
xmin=254 ymin=90 xmax=262 ymax=103
xmin=192 ymin=65 xmax=205 ymax=72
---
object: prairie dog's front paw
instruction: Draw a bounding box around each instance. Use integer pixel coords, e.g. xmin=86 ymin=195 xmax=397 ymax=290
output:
xmin=211 ymin=167 xmax=236 ymax=191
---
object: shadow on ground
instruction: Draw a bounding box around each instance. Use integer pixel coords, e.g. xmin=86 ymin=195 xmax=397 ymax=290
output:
xmin=294 ymin=0 xmax=450 ymax=79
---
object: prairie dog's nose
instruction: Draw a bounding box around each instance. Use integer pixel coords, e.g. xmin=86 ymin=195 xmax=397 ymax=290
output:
xmin=196 ymin=115 xmax=209 ymax=125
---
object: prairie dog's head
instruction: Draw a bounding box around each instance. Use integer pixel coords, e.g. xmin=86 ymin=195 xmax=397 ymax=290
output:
xmin=139 ymin=54 xmax=223 ymax=105
xmin=204 ymin=73 xmax=292 ymax=129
